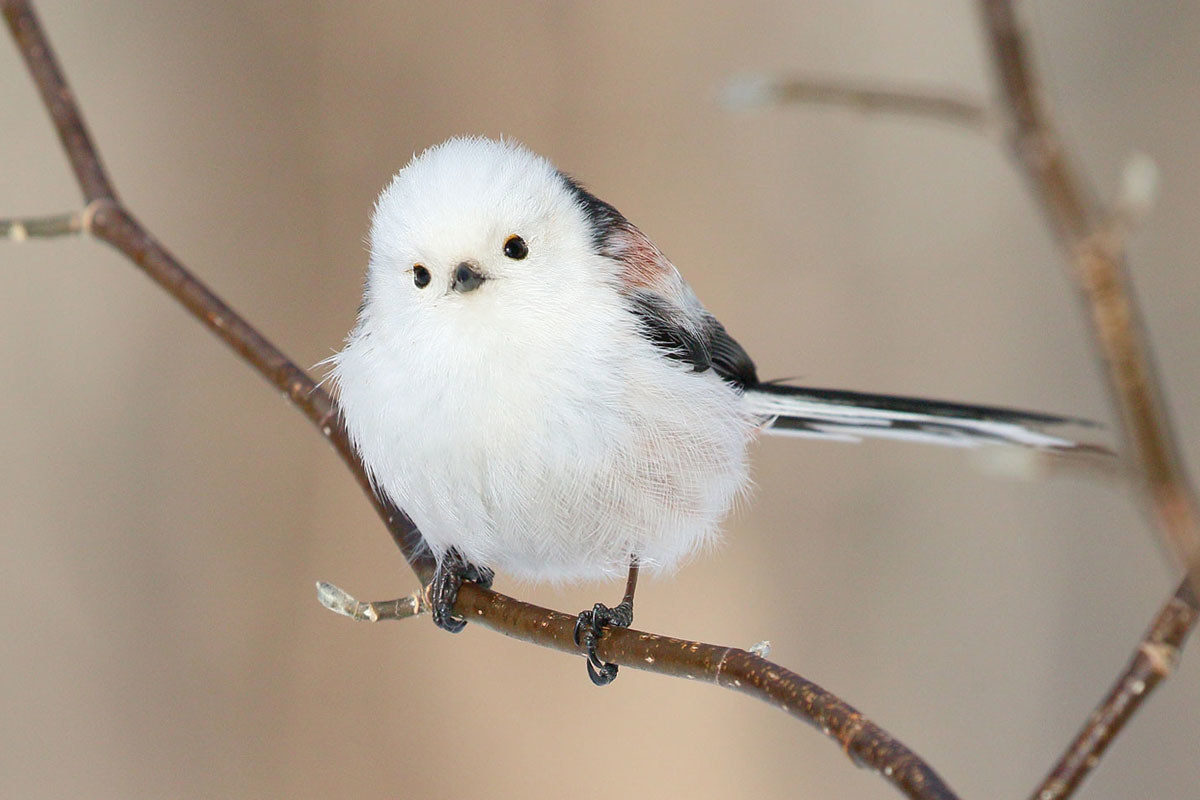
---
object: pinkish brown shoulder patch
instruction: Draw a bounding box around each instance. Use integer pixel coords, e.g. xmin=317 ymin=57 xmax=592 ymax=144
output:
xmin=608 ymin=221 xmax=679 ymax=294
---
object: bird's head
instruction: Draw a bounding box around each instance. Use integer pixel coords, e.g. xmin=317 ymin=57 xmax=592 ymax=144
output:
xmin=363 ymin=137 xmax=621 ymax=329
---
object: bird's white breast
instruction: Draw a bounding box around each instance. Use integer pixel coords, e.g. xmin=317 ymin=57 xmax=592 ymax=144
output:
xmin=334 ymin=277 xmax=755 ymax=583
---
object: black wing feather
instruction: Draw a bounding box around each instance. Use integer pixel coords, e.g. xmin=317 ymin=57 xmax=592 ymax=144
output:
xmin=704 ymin=316 xmax=758 ymax=388
xmin=626 ymin=291 xmax=712 ymax=373
xmin=626 ymin=292 xmax=759 ymax=389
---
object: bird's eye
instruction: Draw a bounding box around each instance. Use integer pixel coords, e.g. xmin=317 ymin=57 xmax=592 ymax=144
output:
xmin=503 ymin=234 xmax=528 ymax=260
xmin=412 ymin=265 xmax=431 ymax=288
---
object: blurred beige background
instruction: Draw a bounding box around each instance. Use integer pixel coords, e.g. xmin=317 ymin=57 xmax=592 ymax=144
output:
xmin=3 ymin=2 xmax=1199 ymax=798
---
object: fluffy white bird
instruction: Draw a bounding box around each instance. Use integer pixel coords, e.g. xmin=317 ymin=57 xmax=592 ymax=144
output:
xmin=331 ymin=136 xmax=1094 ymax=683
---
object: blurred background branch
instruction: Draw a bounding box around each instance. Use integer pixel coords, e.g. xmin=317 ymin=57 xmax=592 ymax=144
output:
xmin=727 ymin=3 xmax=1200 ymax=794
xmin=723 ymin=73 xmax=998 ymax=136
xmin=977 ymin=1 xmax=1200 ymax=796
xmin=1 ymin=208 xmax=84 ymax=239
xmin=978 ymin=0 xmax=1200 ymax=591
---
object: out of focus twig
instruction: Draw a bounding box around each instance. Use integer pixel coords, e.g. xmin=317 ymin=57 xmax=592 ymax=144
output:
xmin=977 ymin=2 xmax=1200 ymax=797
xmin=2 ymin=210 xmax=84 ymax=240
xmin=724 ymin=73 xmax=998 ymax=136
xmin=1026 ymin=581 xmax=1196 ymax=800
xmin=978 ymin=0 xmax=1200 ymax=586
xmin=731 ymin=5 xmax=1199 ymax=796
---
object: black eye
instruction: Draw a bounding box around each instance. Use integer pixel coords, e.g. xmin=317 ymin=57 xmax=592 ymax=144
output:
xmin=503 ymin=234 xmax=528 ymax=260
xmin=412 ymin=265 xmax=431 ymax=288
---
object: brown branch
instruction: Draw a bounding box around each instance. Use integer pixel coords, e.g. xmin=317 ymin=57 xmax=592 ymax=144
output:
xmin=1 ymin=2 xmax=960 ymax=797
xmin=78 ymin=197 xmax=434 ymax=582
xmin=724 ymin=9 xmax=1199 ymax=795
xmin=976 ymin=2 xmax=1200 ymax=797
xmin=1028 ymin=581 xmax=1197 ymax=800
xmin=978 ymin=0 xmax=1200 ymax=584
xmin=726 ymin=74 xmax=997 ymax=135
xmin=319 ymin=578 xmax=955 ymax=795
xmin=3 ymin=0 xmax=114 ymax=203
xmin=454 ymin=583 xmax=957 ymax=800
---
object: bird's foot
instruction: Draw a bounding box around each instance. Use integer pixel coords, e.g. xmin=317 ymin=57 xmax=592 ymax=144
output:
xmin=573 ymin=600 xmax=633 ymax=686
xmin=428 ymin=548 xmax=494 ymax=633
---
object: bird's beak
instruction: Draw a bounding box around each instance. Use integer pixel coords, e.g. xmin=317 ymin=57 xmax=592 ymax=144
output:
xmin=451 ymin=261 xmax=485 ymax=293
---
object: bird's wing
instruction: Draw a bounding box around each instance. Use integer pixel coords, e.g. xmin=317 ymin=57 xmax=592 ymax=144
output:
xmin=624 ymin=288 xmax=758 ymax=387
xmin=557 ymin=173 xmax=759 ymax=387
xmin=559 ymin=172 xmax=1101 ymax=453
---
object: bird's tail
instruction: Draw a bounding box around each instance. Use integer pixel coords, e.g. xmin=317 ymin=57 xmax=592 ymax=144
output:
xmin=743 ymin=383 xmax=1106 ymax=453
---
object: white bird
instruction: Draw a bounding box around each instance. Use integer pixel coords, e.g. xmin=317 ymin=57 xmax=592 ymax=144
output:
xmin=331 ymin=136 xmax=1097 ymax=683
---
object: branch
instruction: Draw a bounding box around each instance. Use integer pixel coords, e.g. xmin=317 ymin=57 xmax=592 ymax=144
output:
xmin=317 ymin=582 xmax=428 ymax=622
xmin=723 ymin=74 xmax=998 ymax=135
xmin=316 ymin=580 xmax=956 ymax=799
xmin=1 ymin=2 xmax=959 ymax=798
xmin=452 ymin=582 xmax=959 ymax=800
xmin=3 ymin=0 xmax=114 ymax=203
xmin=2 ymin=208 xmax=85 ymax=239
xmin=722 ymin=9 xmax=1200 ymax=795
xmin=978 ymin=0 xmax=1200 ymax=587
xmin=975 ymin=2 xmax=1200 ymax=796
xmin=1028 ymin=581 xmax=1197 ymax=800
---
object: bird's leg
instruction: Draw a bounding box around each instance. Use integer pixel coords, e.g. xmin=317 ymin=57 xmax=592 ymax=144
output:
xmin=573 ymin=558 xmax=639 ymax=686
xmin=428 ymin=547 xmax=494 ymax=633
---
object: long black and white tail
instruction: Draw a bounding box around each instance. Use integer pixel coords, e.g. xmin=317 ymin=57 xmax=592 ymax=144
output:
xmin=744 ymin=383 xmax=1103 ymax=452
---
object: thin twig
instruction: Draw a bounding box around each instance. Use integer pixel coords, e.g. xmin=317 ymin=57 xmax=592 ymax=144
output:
xmin=976 ymin=2 xmax=1200 ymax=797
xmin=1 ymin=199 xmax=108 ymax=241
xmin=1028 ymin=580 xmax=1196 ymax=800
xmin=726 ymin=9 xmax=1198 ymax=794
xmin=317 ymin=582 xmax=428 ymax=621
xmin=2 ymin=1 xmax=114 ymax=202
xmin=978 ymin=0 xmax=1200 ymax=589
xmin=1 ymin=2 xmax=959 ymax=797
xmin=724 ymin=74 xmax=998 ymax=136
xmin=2 ymin=210 xmax=83 ymax=240
xmin=74 ymin=198 xmax=433 ymax=580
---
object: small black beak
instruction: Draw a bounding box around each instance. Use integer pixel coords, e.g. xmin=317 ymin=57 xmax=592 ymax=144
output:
xmin=451 ymin=261 xmax=485 ymax=293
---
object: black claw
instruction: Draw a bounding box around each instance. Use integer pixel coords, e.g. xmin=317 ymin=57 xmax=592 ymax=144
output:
xmin=573 ymin=600 xmax=633 ymax=686
xmin=428 ymin=549 xmax=491 ymax=633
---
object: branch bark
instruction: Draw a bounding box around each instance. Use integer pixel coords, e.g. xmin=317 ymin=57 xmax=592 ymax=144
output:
xmin=3 ymin=0 xmax=114 ymax=203
xmin=978 ymin=1 xmax=1200 ymax=586
xmin=726 ymin=74 xmax=997 ymax=135
xmin=1 ymin=2 xmax=958 ymax=798
xmin=976 ymin=2 xmax=1200 ymax=797
xmin=735 ymin=14 xmax=1200 ymax=795
xmin=1026 ymin=581 xmax=1196 ymax=800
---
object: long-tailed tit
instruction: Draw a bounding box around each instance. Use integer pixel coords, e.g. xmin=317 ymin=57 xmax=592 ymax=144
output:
xmin=331 ymin=137 xmax=1096 ymax=684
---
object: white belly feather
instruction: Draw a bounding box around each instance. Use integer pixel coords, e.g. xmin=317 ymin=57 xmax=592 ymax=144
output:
xmin=334 ymin=290 xmax=755 ymax=583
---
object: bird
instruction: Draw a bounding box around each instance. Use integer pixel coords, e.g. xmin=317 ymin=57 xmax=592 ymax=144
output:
xmin=330 ymin=136 xmax=1098 ymax=685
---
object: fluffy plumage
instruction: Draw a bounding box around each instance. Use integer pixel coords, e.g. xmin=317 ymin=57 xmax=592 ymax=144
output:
xmin=331 ymin=136 xmax=1091 ymax=584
